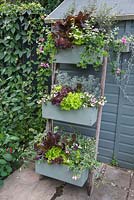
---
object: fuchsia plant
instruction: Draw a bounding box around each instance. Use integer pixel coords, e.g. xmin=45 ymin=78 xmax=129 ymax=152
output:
xmin=121 ymin=37 xmax=127 ymax=44
xmin=40 ymin=62 xmax=50 ymax=68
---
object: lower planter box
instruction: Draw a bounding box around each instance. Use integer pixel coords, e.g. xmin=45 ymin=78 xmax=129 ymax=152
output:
xmin=42 ymin=102 xmax=98 ymax=126
xmin=35 ymin=162 xmax=89 ymax=187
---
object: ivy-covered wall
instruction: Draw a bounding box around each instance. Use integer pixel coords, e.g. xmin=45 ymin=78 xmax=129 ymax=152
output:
xmin=0 ymin=2 xmax=51 ymax=185
xmin=0 ymin=0 xmax=64 ymax=14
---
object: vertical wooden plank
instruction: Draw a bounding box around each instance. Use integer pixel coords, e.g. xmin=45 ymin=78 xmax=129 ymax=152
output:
xmin=95 ymin=57 xmax=108 ymax=157
xmin=113 ymin=20 xmax=126 ymax=160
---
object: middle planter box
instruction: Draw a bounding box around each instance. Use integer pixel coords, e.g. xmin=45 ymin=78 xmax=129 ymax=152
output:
xmin=42 ymin=102 xmax=98 ymax=126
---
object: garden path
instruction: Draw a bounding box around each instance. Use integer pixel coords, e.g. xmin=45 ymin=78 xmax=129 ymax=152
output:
xmin=0 ymin=163 xmax=133 ymax=200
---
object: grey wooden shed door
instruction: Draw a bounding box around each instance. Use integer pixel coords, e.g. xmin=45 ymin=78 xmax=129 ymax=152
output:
xmin=99 ymin=21 xmax=134 ymax=169
xmin=114 ymin=74 xmax=134 ymax=169
xmin=55 ymin=21 xmax=134 ymax=169
xmin=113 ymin=21 xmax=134 ymax=169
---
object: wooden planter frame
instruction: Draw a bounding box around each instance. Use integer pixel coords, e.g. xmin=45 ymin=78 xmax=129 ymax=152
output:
xmin=36 ymin=21 xmax=108 ymax=196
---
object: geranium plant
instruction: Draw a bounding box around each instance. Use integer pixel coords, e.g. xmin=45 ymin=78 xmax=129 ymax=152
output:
xmin=34 ymin=130 xmax=98 ymax=179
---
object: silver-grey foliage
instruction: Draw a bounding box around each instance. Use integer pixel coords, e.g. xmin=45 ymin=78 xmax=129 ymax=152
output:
xmin=56 ymin=72 xmax=100 ymax=96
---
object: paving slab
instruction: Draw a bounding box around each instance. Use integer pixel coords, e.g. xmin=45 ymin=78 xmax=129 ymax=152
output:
xmin=128 ymin=172 xmax=134 ymax=200
xmin=56 ymin=184 xmax=89 ymax=200
xmin=0 ymin=164 xmax=61 ymax=200
xmin=0 ymin=164 xmax=132 ymax=200
xmin=90 ymin=166 xmax=131 ymax=200
xmin=103 ymin=166 xmax=130 ymax=189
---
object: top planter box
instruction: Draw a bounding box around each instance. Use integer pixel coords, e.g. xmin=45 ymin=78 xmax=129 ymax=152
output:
xmin=54 ymin=46 xmax=102 ymax=64
xmin=54 ymin=46 xmax=83 ymax=64
xmin=42 ymin=102 xmax=98 ymax=126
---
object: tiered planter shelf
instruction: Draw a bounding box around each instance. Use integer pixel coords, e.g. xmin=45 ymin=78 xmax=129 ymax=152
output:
xmin=35 ymin=162 xmax=89 ymax=187
xmin=42 ymin=102 xmax=98 ymax=126
xmin=35 ymin=6 xmax=108 ymax=196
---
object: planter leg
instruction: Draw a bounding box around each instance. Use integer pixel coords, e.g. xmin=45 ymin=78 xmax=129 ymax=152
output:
xmin=39 ymin=174 xmax=45 ymax=180
xmin=46 ymin=119 xmax=53 ymax=132
xmin=86 ymin=171 xmax=94 ymax=196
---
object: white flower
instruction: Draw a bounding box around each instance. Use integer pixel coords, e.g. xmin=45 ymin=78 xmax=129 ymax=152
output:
xmin=72 ymin=176 xmax=78 ymax=180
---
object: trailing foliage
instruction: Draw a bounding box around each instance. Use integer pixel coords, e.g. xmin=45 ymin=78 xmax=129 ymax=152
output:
xmin=39 ymin=10 xmax=132 ymax=72
xmin=3 ymin=0 xmax=64 ymax=14
xmin=0 ymin=2 xmax=51 ymax=183
xmin=39 ymin=0 xmax=64 ymax=13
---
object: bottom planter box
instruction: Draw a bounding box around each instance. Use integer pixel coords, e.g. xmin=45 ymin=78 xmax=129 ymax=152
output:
xmin=42 ymin=102 xmax=98 ymax=126
xmin=35 ymin=162 xmax=89 ymax=187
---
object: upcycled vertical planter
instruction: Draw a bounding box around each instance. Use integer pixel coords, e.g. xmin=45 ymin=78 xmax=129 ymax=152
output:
xmin=35 ymin=161 xmax=89 ymax=187
xmin=42 ymin=102 xmax=98 ymax=126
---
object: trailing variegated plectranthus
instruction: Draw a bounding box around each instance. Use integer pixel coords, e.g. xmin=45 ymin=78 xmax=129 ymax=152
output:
xmin=111 ymin=35 xmax=134 ymax=104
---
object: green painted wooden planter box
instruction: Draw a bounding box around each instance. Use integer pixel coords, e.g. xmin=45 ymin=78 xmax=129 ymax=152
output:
xmin=54 ymin=46 xmax=102 ymax=64
xmin=54 ymin=46 xmax=83 ymax=64
xmin=42 ymin=102 xmax=98 ymax=126
xmin=35 ymin=162 xmax=89 ymax=187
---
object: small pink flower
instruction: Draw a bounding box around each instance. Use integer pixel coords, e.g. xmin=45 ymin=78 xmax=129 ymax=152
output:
xmin=121 ymin=37 xmax=127 ymax=44
xmin=6 ymin=147 xmax=13 ymax=154
xmin=40 ymin=62 xmax=50 ymax=68
xmin=116 ymin=68 xmax=121 ymax=75
xmin=65 ymin=150 xmax=70 ymax=154
xmin=39 ymin=38 xmax=45 ymax=42
xmin=91 ymin=98 xmax=97 ymax=104
xmin=39 ymin=46 xmax=44 ymax=53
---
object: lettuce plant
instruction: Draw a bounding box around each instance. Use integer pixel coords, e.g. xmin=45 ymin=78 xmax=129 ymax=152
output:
xmin=42 ymin=84 xmax=106 ymax=110
xmin=60 ymin=92 xmax=84 ymax=110
xmin=35 ymin=131 xmax=98 ymax=179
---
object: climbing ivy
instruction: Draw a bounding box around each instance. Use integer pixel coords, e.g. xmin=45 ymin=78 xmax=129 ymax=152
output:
xmin=0 ymin=2 xmax=51 ymax=182
xmin=1 ymin=0 xmax=64 ymax=13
